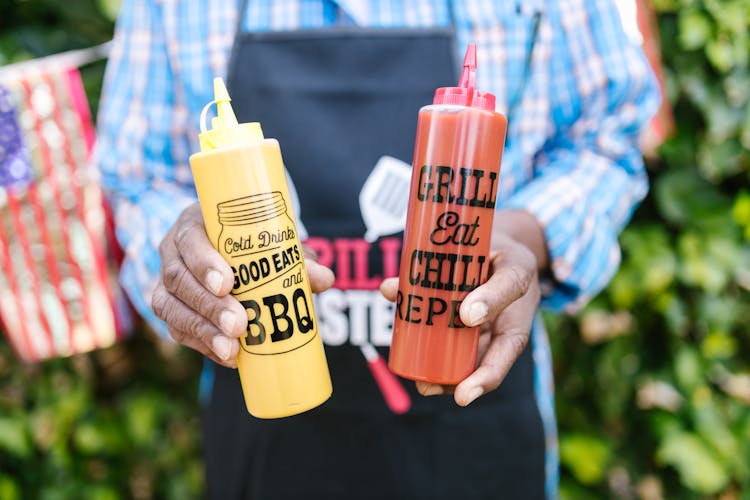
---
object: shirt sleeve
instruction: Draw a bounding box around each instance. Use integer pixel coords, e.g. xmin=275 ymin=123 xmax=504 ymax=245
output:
xmin=94 ymin=0 xmax=195 ymax=339
xmin=504 ymin=0 xmax=661 ymax=313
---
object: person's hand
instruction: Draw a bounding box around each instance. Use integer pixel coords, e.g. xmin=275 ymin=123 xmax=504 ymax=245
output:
xmin=380 ymin=210 xmax=546 ymax=406
xmin=152 ymin=203 xmax=335 ymax=368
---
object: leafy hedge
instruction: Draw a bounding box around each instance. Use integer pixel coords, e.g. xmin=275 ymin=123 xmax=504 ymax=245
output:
xmin=553 ymin=0 xmax=750 ymax=497
xmin=1 ymin=0 xmax=748 ymax=498
xmin=1 ymin=2 xmax=206 ymax=498
xmin=0 ymin=339 xmax=204 ymax=500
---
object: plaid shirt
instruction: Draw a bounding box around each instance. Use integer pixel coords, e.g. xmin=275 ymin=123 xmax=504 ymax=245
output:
xmin=95 ymin=1 xmax=659 ymax=497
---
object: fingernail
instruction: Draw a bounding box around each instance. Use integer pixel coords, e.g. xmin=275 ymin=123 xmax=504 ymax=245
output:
xmin=206 ymin=270 xmax=223 ymax=295
xmin=219 ymin=310 xmax=236 ymax=335
xmin=467 ymin=302 xmax=488 ymax=326
xmin=465 ymin=387 xmax=484 ymax=406
xmin=212 ymin=335 xmax=234 ymax=361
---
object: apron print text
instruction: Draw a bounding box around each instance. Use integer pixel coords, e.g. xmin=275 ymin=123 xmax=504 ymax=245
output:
xmin=306 ymin=236 xmax=400 ymax=347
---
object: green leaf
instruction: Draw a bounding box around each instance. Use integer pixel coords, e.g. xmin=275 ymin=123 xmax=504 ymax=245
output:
xmin=657 ymin=431 xmax=729 ymax=494
xmin=559 ymin=481 xmax=601 ymax=500
xmin=658 ymin=134 xmax=695 ymax=174
xmin=706 ymin=236 xmax=743 ymax=271
xmin=0 ymin=475 xmax=21 ymax=500
xmin=706 ymin=38 xmax=736 ymax=72
xmin=96 ymin=0 xmax=121 ymax=21
xmin=652 ymin=0 xmax=680 ymax=13
xmin=679 ymin=10 xmax=713 ymax=50
xmin=620 ymin=225 xmax=678 ymax=296
xmin=724 ymin=70 xmax=750 ymax=108
xmin=648 ymin=412 xmax=683 ymax=440
xmin=83 ymin=486 xmax=120 ymax=500
xmin=742 ymin=106 xmax=750 ymax=149
xmin=73 ymin=418 xmax=125 ymax=456
xmin=699 ymin=294 xmax=742 ymax=333
xmin=644 ymin=254 xmax=677 ymax=295
xmin=0 ymin=418 xmax=31 ymax=458
xmin=607 ymin=269 xmax=639 ymax=309
xmin=697 ymin=139 xmax=744 ymax=181
xmin=732 ymin=191 xmax=750 ymax=226
xmin=701 ymin=331 xmax=738 ymax=359
xmin=656 ymin=293 xmax=690 ymax=337
xmin=53 ymin=382 xmax=90 ymax=426
xmin=560 ymin=434 xmax=611 ymax=485
xmin=694 ymin=399 xmax=740 ymax=469
xmin=125 ymin=392 xmax=161 ymax=447
xmin=654 ymin=169 xmax=732 ymax=229
xmin=74 ymin=422 xmax=109 ymax=455
xmin=678 ymin=233 xmax=732 ymax=292
xmin=704 ymin=0 xmax=750 ymax=36
xmin=675 ymin=347 xmax=703 ymax=393
xmin=704 ymin=98 xmax=744 ymax=143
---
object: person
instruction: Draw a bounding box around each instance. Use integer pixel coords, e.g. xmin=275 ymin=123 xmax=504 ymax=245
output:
xmin=95 ymin=1 xmax=659 ymax=498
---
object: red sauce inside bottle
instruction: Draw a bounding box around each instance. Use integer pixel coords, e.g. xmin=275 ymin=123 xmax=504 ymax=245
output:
xmin=389 ymin=103 xmax=507 ymax=385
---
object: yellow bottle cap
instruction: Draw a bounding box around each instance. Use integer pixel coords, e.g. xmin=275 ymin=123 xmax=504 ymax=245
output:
xmin=198 ymin=78 xmax=264 ymax=151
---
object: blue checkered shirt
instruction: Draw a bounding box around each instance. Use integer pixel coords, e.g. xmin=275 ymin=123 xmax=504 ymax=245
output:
xmin=95 ymin=1 xmax=660 ymax=497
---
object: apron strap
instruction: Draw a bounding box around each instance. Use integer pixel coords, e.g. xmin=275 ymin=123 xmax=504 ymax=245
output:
xmin=507 ymin=8 xmax=541 ymax=124
xmin=235 ymin=0 xmax=250 ymax=36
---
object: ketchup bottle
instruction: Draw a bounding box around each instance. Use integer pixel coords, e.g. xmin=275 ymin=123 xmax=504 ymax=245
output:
xmin=388 ymin=44 xmax=507 ymax=385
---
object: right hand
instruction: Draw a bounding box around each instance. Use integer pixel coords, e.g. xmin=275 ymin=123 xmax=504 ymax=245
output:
xmin=152 ymin=203 xmax=335 ymax=368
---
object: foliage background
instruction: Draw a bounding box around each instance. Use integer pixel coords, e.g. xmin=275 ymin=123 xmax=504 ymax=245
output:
xmin=0 ymin=0 xmax=748 ymax=498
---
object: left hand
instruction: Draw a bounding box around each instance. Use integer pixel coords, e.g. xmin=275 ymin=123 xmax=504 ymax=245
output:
xmin=380 ymin=214 xmax=544 ymax=407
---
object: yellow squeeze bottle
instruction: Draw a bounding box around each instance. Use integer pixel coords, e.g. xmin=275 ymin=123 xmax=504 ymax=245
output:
xmin=189 ymin=78 xmax=332 ymax=418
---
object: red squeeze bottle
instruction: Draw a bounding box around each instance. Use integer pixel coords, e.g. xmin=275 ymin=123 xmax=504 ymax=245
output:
xmin=388 ymin=44 xmax=507 ymax=385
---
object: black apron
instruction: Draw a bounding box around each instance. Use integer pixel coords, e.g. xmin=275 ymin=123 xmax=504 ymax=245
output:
xmin=203 ymin=4 xmax=545 ymax=499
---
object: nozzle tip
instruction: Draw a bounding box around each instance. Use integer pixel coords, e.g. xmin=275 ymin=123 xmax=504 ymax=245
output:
xmin=463 ymin=43 xmax=477 ymax=68
xmin=213 ymin=77 xmax=231 ymax=102
xmin=458 ymin=43 xmax=477 ymax=89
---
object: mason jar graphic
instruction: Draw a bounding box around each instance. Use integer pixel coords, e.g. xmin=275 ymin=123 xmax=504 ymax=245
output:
xmin=217 ymin=192 xmax=303 ymax=295
xmin=216 ymin=189 xmax=315 ymax=360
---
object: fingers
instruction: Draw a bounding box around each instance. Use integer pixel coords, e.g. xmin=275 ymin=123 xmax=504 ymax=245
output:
xmin=453 ymin=329 xmax=529 ymax=407
xmin=152 ymin=284 xmax=240 ymax=366
xmin=460 ymin=246 xmax=537 ymax=327
xmin=155 ymin=203 xmax=337 ymax=368
xmin=453 ymin=285 xmax=539 ymax=406
xmin=301 ymin=243 xmax=335 ymax=293
xmin=379 ymin=277 xmax=399 ymax=301
xmin=415 ymin=381 xmax=452 ymax=396
xmin=415 ymin=289 xmax=537 ymax=406
xmin=476 ymin=326 xmax=492 ymax=360
xmin=171 ymin=217 xmax=235 ymax=297
xmin=305 ymin=258 xmax=335 ymax=293
xmin=302 ymin=244 xmax=318 ymax=261
xmin=168 ymin=326 xmax=237 ymax=369
xmin=154 ymin=204 xmax=246 ymax=366
xmin=161 ymin=256 xmax=247 ymax=338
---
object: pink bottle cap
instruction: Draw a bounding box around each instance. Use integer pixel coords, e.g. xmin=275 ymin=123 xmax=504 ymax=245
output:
xmin=433 ymin=43 xmax=496 ymax=111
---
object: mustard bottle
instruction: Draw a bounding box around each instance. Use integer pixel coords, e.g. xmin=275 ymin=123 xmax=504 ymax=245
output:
xmin=189 ymin=78 xmax=332 ymax=418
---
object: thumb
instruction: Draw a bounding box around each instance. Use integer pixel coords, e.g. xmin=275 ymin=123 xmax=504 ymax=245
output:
xmin=306 ymin=259 xmax=335 ymax=293
xmin=379 ymin=277 xmax=399 ymax=302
